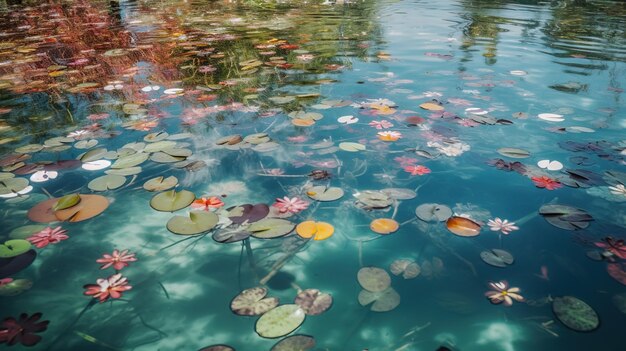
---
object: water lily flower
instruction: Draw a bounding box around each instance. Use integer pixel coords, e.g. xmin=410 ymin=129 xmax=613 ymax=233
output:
xmin=394 ymin=156 xmax=418 ymax=167
xmin=0 ymin=278 xmax=13 ymax=287
xmin=273 ymin=196 xmax=309 ymax=214
xmin=67 ymin=129 xmax=90 ymax=139
xmin=27 ymin=226 xmax=69 ymax=248
xmin=191 ymin=196 xmax=225 ymax=211
xmin=531 ymin=176 xmax=562 ymax=190
xmin=0 ymin=312 xmax=49 ymax=346
xmin=404 ymin=165 xmax=431 ymax=176
xmin=83 ymin=274 xmax=132 ymax=302
xmin=96 ymin=249 xmax=137 ymax=270
xmin=487 ymin=218 xmax=519 ymax=235
xmin=609 ymin=184 xmax=626 ymax=197
xmin=377 ymin=131 xmax=402 ymax=141
xmin=595 ymin=237 xmax=626 ymax=260
xmin=369 ymin=120 xmax=394 ymax=129
xmin=485 ymin=281 xmax=524 ymax=306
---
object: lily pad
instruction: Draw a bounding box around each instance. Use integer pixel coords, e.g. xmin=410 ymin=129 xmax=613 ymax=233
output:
xmin=295 ymin=221 xmax=334 ymax=241
xmin=15 ymin=144 xmax=43 ymax=154
xmin=144 ymin=140 xmax=177 ymax=153
xmin=553 ymin=296 xmax=599 ymax=332
xmin=249 ymin=218 xmax=295 ymax=239
xmin=370 ymin=218 xmax=399 ymax=235
xmin=539 ymin=204 xmax=593 ymax=230
xmin=199 ymin=345 xmax=235 ymax=351
xmin=389 ymin=259 xmax=420 ymax=279
xmin=243 ymin=133 xmax=271 ymax=145
xmin=415 ymin=203 xmax=452 ymax=222
xmin=167 ymin=211 xmax=219 ymax=235
xmin=358 ymin=287 xmax=401 ymax=312
xmin=216 ymin=135 xmax=243 ymax=146
xmin=105 ymin=167 xmax=141 ymax=176
xmin=144 ymin=131 xmax=169 ymax=142
xmin=150 ymin=152 xmax=186 ymax=163
xmin=150 ymin=190 xmax=195 ymax=212
xmin=355 ymin=191 xmax=393 ymax=209
xmin=305 ymin=186 xmax=344 ymax=202
xmin=88 ymin=174 xmax=126 ymax=191
xmin=213 ymin=228 xmax=251 ymax=243
xmin=0 ymin=177 xmax=29 ymax=195
xmin=497 ymin=147 xmax=530 ymax=159
xmin=338 ymin=142 xmax=366 ymax=152
xmin=75 ymin=139 xmax=98 ymax=149
xmin=0 ymin=250 xmax=36 ymax=279
xmin=228 ymin=204 xmax=269 ymax=224
xmin=29 ymin=194 xmax=109 ymax=223
xmin=294 ymin=289 xmax=332 ymax=315
xmin=271 ymin=335 xmax=315 ymax=351
xmin=381 ymin=188 xmax=417 ymax=200
xmin=446 ymin=216 xmax=481 ymax=237
xmin=0 ymin=240 xmax=32 ymax=258
xmin=255 ymin=304 xmax=305 ymax=338
xmin=0 ymin=278 xmax=32 ymax=296
xmin=480 ymin=249 xmax=515 ymax=268
xmin=143 ymin=176 xmax=178 ymax=192
xmin=52 ymin=193 xmax=81 ymax=211
xmin=9 ymin=225 xmax=46 ymax=239
xmin=357 ymin=267 xmax=391 ymax=292
xmin=111 ymin=152 xmax=149 ymax=169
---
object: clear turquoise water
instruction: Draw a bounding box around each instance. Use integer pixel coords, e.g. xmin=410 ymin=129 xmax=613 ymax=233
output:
xmin=0 ymin=0 xmax=625 ymax=350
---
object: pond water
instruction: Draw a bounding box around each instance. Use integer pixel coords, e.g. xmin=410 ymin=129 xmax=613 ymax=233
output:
xmin=0 ymin=0 xmax=625 ymax=350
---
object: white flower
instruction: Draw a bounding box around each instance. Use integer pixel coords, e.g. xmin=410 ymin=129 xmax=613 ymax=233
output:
xmin=487 ymin=218 xmax=519 ymax=235
xmin=609 ymin=184 xmax=626 ymax=197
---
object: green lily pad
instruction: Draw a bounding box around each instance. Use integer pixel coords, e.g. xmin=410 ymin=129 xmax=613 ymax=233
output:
xmin=144 ymin=140 xmax=177 ymax=153
xmin=358 ymin=267 xmax=391 ymax=292
xmin=199 ymin=345 xmax=235 ymax=351
xmin=243 ymin=133 xmax=271 ymax=145
xmin=143 ymin=176 xmax=178 ymax=192
xmin=0 ymin=278 xmax=33 ymax=296
xmin=338 ymin=142 xmax=366 ymax=152
xmin=79 ymin=147 xmax=108 ymax=162
xmin=355 ymin=191 xmax=392 ymax=209
xmin=166 ymin=211 xmax=219 ymax=235
xmin=150 ymin=189 xmax=195 ymax=212
xmin=306 ymin=186 xmax=344 ymax=202
xmin=253 ymin=142 xmax=280 ymax=153
xmin=230 ymin=287 xmax=280 ymax=316
xmin=150 ymin=152 xmax=186 ymax=163
xmin=358 ymin=287 xmax=401 ymax=312
xmin=144 ymin=131 xmax=169 ymax=142
xmin=74 ymin=139 xmax=98 ymax=149
xmin=9 ymin=225 xmax=46 ymax=239
xmin=88 ymin=174 xmax=126 ymax=191
xmin=0 ymin=239 xmax=32 ymax=258
xmin=105 ymin=167 xmax=142 ymax=176
xmin=270 ymin=335 xmax=316 ymax=351
xmin=216 ymin=135 xmax=243 ymax=146
xmin=249 ymin=218 xmax=296 ymax=239
xmin=0 ymin=173 xmax=14 ymax=181
xmin=15 ymin=144 xmax=43 ymax=154
xmin=269 ymin=96 xmax=296 ymax=105
xmin=111 ymin=152 xmax=149 ymax=169
xmin=553 ymin=296 xmax=599 ymax=332
xmin=0 ymin=177 xmax=28 ymax=195
xmin=162 ymin=148 xmax=192 ymax=157
xmin=415 ymin=203 xmax=453 ymax=222
xmin=255 ymin=304 xmax=306 ymax=339
xmin=52 ymin=193 xmax=81 ymax=211
xmin=381 ymin=188 xmax=417 ymax=200
xmin=539 ymin=204 xmax=593 ymax=230
xmin=288 ymin=111 xmax=323 ymax=121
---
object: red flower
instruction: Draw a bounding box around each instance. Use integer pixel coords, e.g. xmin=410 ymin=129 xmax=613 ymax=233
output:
xmin=595 ymin=237 xmax=626 ymax=260
xmin=191 ymin=196 xmax=225 ymax=211
xmin=531 ymin=176 xmax=562 ymax=190
xmin=83 ymin=274 xmax=132 ymax=302
xmin=96 ymin=249 xmax=137 ymax=270
xmin=404 ymin=165 xmax=431 ymax=176
xmin=0 ymin=313 xmax=49 ymax=346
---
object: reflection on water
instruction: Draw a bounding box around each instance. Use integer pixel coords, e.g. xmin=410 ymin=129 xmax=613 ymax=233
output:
xmin=0 ymin=0 xmax=625 ymax=350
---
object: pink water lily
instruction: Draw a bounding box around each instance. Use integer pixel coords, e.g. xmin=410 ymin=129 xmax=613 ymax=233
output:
xmin=487 ymin=218 xmax=519 ymax=235
xmin=273 ymin=196 xmax=309 ymax=214
xmin=83 ymin=274 xmax=132 ymax=302
xmin=485 ymin=281 xmax=524 ymax=306
xmin=27 ymin=226 xmax=69 ymax=248
xmin=369 ymin=120 xmax=393 ymax=129
xmin=404 ymin=165 xmax=431 ymax=176
xmin=96 ymin=249 xmax=137 ymax=270
xmin=0 ymin=278 xmax=13 ymax=287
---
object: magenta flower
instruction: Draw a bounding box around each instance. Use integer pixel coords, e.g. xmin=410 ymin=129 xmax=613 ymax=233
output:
xmin=0 ymin=313 xmax=49 ymax=347
xmin=404 ymin=165 xmax=431 ymax=176
xmin=487 ymin=218 xmax=519 ymax=235
xmin=531 ymin=176 xmax=562 ymax=190
xmin=96 ymin=249 xmax=137 ymax=271
xmin=595 ymin=237 xmax=626 ymax=260
xmin=369 ymin=120 xmax=394 ymax=129
xmin=273 ymin=196 xmax=309 ymax=214
xmin=83 ymin=274 xmax=132 ymax=303
xmin=27 ymin=226 xmax=69 ymax=248
xmin=394 ymin=156 xmax=418 ymax=167
xmin=0 ymin=278 xmax=13 ymax=287
xmin=485 ymin=281 xmax=524 ymax=306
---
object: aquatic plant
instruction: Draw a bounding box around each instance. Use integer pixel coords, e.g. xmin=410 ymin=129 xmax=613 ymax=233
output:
xmin=0 ymin=312 xmax=49 ymax=347
xmin=83 ymin=273 xmax=132 ymax=302
xmin=486 ymin=218 xmax=519 ymax=235
xmin=531 ymin=176 xmax=562 ymax=190
xmin=96 ymin=249 xmax=137 ymax=271
xmin=485 ymin=281 xmax=524 ymax=306
xmin=272 ymin=196 xmax=309 ymax=214
xmin=26 ymin=227 xmax=68 ymax=249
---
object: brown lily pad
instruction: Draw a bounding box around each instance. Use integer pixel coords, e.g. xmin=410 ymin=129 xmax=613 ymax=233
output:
xmin=294 ymin=289 xmax=332 ymax=315
xmin=230 ymin=287 xmax=279 ymax=316
xmin=28 ymin=194 xmax=109 ymax=223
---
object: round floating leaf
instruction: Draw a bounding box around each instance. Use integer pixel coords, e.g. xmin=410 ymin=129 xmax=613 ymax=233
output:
xmin=213 ymin=228 xmax=251 ymax=243
xmin=0 ymin=250 xmax=36 ymax=279
xmin=539 ymin=204 xmax=592 ymax=230
xmin=480 ymin=251 xmax=506 ymax=268
xmin=553 ymin=296 xmax=599 ymax=332
xmin=338 ymin=142 xmax=366 ymax=152
xmin=230 ymin=287 xmax=279 ymax=316
xmin=355 ymin=191 xmax=392 ymax=209
xmin=0 ymin=278 xmax=32 ymax=296
xmin=199 ymin=345 xmax=235 ymax=351
xmin=419 ymin=102 xmax=444 ymax=111
xmin=497 ymin=147 xmax=530 ymax=159
xmin=381 ymin=188 xmax=416 ymax=200
xmin=271 ymin=335 xmax=315 ymax=351
xmin=216 ymin=135 xmax=243 ymax=146
xmin=243 ymin=133 xmax=271 ymax=145
xmin=0 ymin=177 xmax=28 ymax=195
xmin=144 ymin=141 xmax=177 ymax=153
xmin=150 ymin=190 xmax=195 ymax=212
xmin=255 ymin=304 xmax=306 ymax=339
xmin=389 ymin=259 xmax=420 ymax=279
xmin=105 ymin=167 xmax=141 ymax=176
xmin=150 ymin=152 xmax=186 ymax=163
xmin=162 ymin=148 xmax=192 ymax=157
xmin=167 ymin=211 xmax=218 ymax=235
xmin=249 ymin=218 xmax=295 ymax=239
xmin=228 ymin=204 xmax=269 ymax=224
xmin=370 ymin=218 xmax=399 ymax=234
xmin=492 ymin=249 xmax=514 ymax=264
xmin=111 ymin=152 xmax=149 ymax=169
xmin=9 ymin=225 xmax=46 ymax=239
xmin=29 ymin=194 xmax=109 ymax=223
xmin=446 ymin=216 xmax=481 ymax=237
xmin=415 ymin=203 xmax=452 ymax=222
xmin=143 ymin=176 xmax=178 ymax=192
xmin=306 ymin=186 xmax=344 ymax=202
xmin=144 ymin=131 xmax=169 ymax=142
xmin=295 ymin=221 xmax=334 ymax=241
xmin=88 ymin=174 xmax=126 ymax=191
xmin=0 ymin=240 xmax=32 ymax=258
xmin=74 ymin=139 xmax=98 ymax=149
xmin=52 ymin=193 xmax=81 ymax=211
xmin=15 ymin=144 xmax=43 ymax=154
xmin=358 ymin=287 xmax=401 ymax=312
xmin=294 ymin=289 xmax=332 ymax=315
xmin=357 ymin=267 xmax=391 ymax=292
